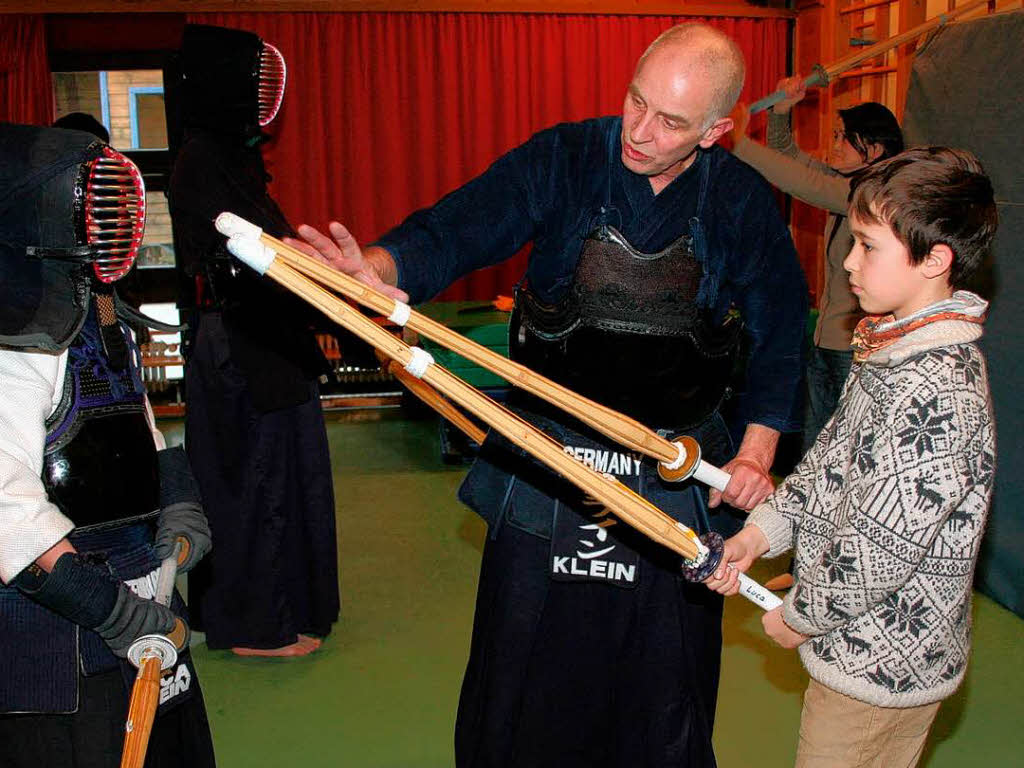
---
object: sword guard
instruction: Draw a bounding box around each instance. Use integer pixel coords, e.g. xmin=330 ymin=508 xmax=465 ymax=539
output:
xmin=127 ymin=634 xmax=178 ymax=671
xmin=657 ymin=435 xmax=702 ymax=483
xmin=680 ymin=531 xmax=724 ymax=583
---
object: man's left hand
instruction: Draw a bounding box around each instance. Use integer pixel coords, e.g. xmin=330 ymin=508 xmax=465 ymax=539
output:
xmin=762 ymin=606 xmax=807 ymax=649
xmin=709 ymin=423 xmax=778 ymax=510
xmin=709 ymin=457 xmax=773 ymax=510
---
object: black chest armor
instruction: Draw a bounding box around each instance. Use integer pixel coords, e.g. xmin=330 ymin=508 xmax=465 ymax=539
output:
xmin=42 ymin=309 xmax=159 ymax=529
xmin=510 ymin=225 xmax=740 ymax=429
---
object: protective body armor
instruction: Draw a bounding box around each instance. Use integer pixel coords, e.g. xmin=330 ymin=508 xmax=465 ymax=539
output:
xmin=0 ymin=310 xmax=179 ymax=714
xmin=510 ymin=223 xmax=740 ymax=429
xmin=42 ymin=306 xmax=159 ymax=529
xmin=0 ymin=124 xmax=146 ymax=352
xmin=460 ymin=149 xmax=745 ymax=549
xmin=167 ymin=24 xmax=328 ymax=411
xmin=0 ymin=124 xmax=198 ymax=718
xmin=165 ymin=24 xmax=288 ymax=314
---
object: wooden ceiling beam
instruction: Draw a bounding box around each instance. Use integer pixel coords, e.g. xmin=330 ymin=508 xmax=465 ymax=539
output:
xmin=11 ymin=1 xmax=796 ymax=20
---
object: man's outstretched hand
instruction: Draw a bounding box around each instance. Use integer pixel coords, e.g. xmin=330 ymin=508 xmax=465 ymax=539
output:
xmin=285 ymin=222 xmax=409 ymax=303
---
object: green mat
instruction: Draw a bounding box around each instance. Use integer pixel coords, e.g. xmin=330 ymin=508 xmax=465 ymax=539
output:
xmin=164 ymin=414 xmax=1024 ymax=767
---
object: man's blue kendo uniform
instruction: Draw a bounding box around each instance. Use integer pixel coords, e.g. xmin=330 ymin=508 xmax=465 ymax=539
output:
xmin=375 ymin=117 xmax=807 ymax=767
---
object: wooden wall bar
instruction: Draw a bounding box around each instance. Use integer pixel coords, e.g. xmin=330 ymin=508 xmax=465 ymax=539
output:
xmin=10 ymin=1 xmax=796 ymax=19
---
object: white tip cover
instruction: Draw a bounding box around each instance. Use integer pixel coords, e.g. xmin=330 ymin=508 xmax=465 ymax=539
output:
xmin=215 ymin=211 xmax=264 ymax=241
xmin=226 ymin=236 xmax=276 ymax=275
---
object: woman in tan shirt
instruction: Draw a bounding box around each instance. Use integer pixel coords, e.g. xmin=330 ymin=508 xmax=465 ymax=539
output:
xmin=732 ymin=78 xmax=903 ymax=452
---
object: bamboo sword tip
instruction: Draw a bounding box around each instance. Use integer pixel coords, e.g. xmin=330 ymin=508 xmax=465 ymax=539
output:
xmin=225 ymin=235 xmax=276 ymax=275
xmin=215 ymin=211 xmax=263 ymax=241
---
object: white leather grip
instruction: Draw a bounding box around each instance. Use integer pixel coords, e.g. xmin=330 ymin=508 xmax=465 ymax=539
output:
xmin=738 ymin=573 xmax=783 ymax=610
xmin=693 ymin=461 xmax=731 ymax=493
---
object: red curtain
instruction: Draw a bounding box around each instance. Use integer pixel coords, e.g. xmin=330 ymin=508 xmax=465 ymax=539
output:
xmin=190 ymin=12 xmax=788 ymax=301
xmin=0 ymin=15 xmax=53 ymax=125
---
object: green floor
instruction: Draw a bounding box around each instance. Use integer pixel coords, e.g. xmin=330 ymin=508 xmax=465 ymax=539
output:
xmin=166 ymin=412 xmax=1024 ymax=767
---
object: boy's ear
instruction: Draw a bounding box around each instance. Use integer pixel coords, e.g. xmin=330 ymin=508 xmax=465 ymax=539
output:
xmin=922 ymin=243 xmax=954 ymax=280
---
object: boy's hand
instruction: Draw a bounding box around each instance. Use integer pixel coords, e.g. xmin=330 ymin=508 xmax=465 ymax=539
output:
xmin=762 ymin=606 xmax=807 ymax=648
xmin=703 ymin=525 xmax=769 ymax=596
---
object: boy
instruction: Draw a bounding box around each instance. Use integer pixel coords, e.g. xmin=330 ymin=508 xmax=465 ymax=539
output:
xmin=705 ymin=146 xmax=998 ymax=768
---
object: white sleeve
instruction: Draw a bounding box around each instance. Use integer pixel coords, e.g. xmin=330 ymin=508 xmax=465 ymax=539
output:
xmin=0 ymin=349 xmax=76 ymax=583
xmin=127 ymin=323 xmax=166 ymax=452
xmin=144 ymin=396 xmax=167 ymax=451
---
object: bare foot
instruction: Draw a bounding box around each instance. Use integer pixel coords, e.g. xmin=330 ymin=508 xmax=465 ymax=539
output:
xmin=231 ymin=639 xmax=318 ymax=657
xmin=297 ymin=634 xmax=322 ymax=651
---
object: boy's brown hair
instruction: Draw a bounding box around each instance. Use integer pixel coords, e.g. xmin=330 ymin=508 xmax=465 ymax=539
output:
xmin=849 ymin=146 xmax=998 ymax=288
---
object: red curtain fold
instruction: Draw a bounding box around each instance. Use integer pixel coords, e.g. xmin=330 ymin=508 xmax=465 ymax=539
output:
xmin=190 ymin=12 xmax=788 ymax=301
xmin=0 ymin=15 xmax=53 ymax=126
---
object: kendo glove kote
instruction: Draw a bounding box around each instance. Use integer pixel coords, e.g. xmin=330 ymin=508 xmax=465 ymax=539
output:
xmin=94 ymin=577 xmax=189 ymax=656
xmin=12 ymin=552 xmax=189 ymax=657
xmin=153 ymin=502 xmax=211 ymax=573
xmin=155 ymin=445 xmax=212 ymax=572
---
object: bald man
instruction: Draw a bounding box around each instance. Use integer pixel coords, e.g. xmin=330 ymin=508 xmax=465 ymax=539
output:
xmin=296 ymin=23 xmax=806 ymax=767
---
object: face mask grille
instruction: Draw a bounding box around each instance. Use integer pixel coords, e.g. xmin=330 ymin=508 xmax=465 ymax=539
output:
xmin=84 ymin=146 xmax=146 ymax=283
xmin=258 ymin=42 xmax=287 ymax=126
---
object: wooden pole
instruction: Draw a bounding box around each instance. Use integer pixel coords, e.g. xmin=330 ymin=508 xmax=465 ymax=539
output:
xmin=822 ymin=0 xmax=988 ymax=80
xmin=119 ymin=543 xmax=184 ymax=768
xmin=214 ymin=215 xmax=706 ymax=479
xmin=386 ymin=359 xmax=488 ymax=445
xmin=257 ymin=253 xmax=704 ymax=561
xmin=750 ymin=0 xmax=990 ymax=113
xmin=119 ymin=656 xmax=163 ymax=768
xmin=225 ymin=234 xmax=788 ymax=610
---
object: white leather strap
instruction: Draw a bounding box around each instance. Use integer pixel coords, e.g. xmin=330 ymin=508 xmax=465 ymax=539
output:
xmin=404 ymin=347 xmax=434 ymax=379
xmin=388 ymin=301 xmax=412 ymax=326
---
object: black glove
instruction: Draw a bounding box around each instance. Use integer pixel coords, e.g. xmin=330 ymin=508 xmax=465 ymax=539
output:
xmin=153 ymin=502 xmax=211 ymax=572
xmin=95 ymin=580 xmax=189 ymax=656
xmin=12 ymin=553 xmax=189 ymax=657
xmin=156 ymin=446 xmax=211 ymax=572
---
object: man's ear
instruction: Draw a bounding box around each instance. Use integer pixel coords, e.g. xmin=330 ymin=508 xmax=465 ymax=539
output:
xmin=922 ymin=243 xmax=955 ymax=280
xmin=700 ymin=117 xmax=734 ymax=148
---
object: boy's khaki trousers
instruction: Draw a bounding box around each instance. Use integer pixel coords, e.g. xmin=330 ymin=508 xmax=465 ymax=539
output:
xmin=795 ymin=678 xmax=941 ymax=768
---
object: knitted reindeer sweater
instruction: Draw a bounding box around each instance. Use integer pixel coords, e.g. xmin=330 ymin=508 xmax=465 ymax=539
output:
xmin=747 ymin=292 xmax=996 ymax=707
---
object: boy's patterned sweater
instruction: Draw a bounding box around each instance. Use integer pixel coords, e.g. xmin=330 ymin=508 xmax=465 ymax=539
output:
xmin=747 ymin=292 xmax=996 ymax=707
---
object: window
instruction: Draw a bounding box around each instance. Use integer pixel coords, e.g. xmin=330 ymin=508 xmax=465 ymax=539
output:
xmin=128 ymin=86 xmax=167 ymax=150
xmin=53 ymin=70 xmax=173 ymax=270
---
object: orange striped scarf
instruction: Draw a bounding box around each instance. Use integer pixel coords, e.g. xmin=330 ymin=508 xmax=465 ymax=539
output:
xmin=851 ymin=308 xmax=987 ymax=362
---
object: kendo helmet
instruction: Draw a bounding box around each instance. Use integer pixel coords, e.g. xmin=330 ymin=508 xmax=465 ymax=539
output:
xmin=0 ymin=123 xmax=146 ymax=352
xmin=173 ymin=24 xmax=287 ymax=143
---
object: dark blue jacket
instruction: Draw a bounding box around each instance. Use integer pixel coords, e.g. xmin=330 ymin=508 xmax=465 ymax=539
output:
xmin=378 ymin=116 xmax=806 ymax=432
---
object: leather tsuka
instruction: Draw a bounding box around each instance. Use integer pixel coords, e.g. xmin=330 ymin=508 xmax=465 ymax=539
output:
xmin=157 ymin=445 xmax=202 ymax=507
xmin=11 ymin=552 xmax=119 ymax=630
